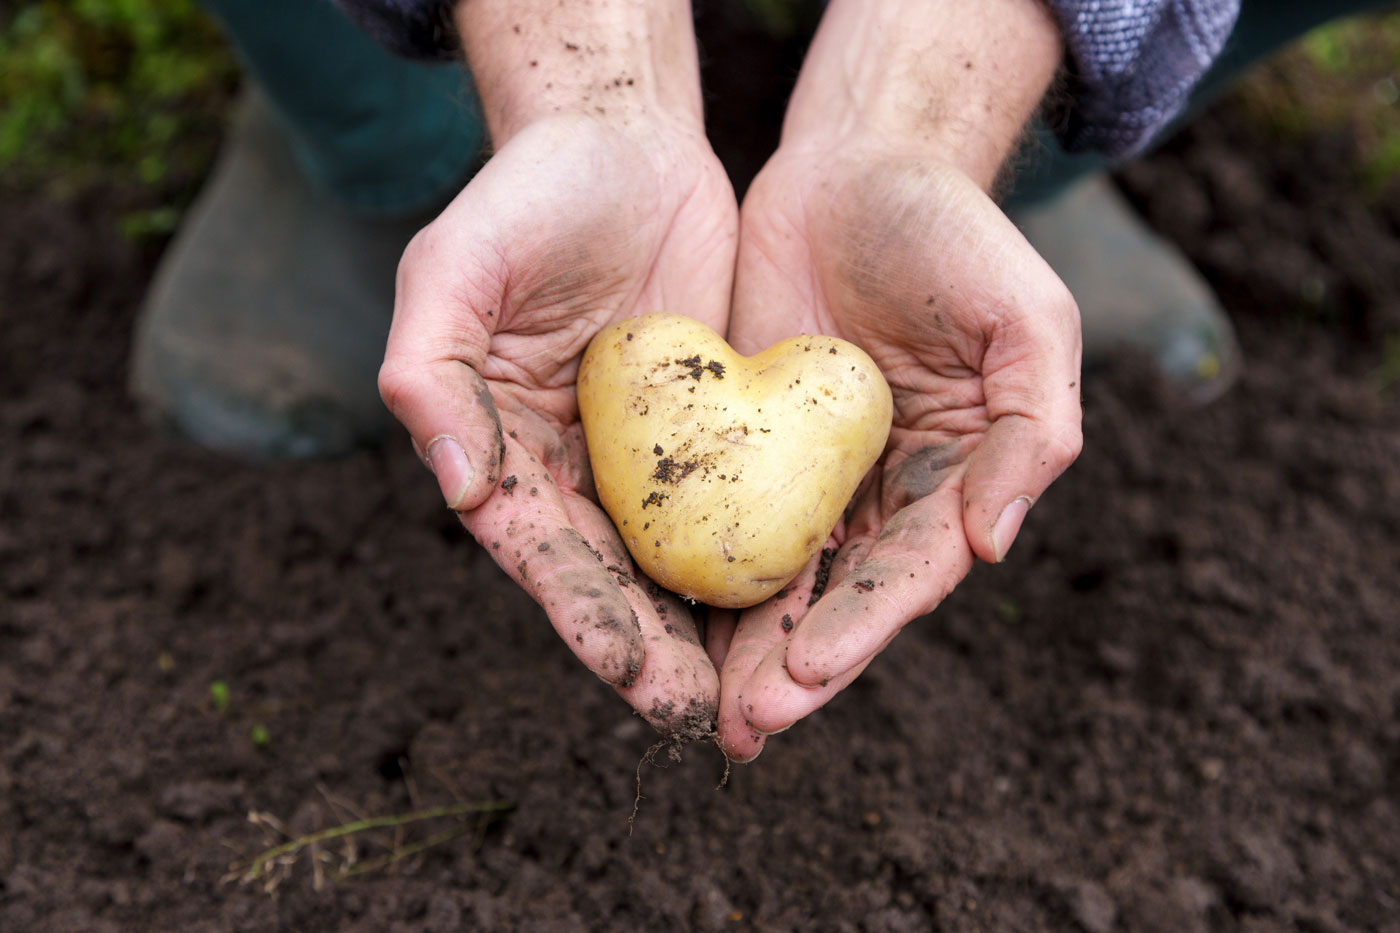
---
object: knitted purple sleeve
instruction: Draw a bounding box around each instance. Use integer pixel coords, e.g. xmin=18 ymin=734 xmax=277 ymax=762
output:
xmin=1045 ymin=0 xmax=1241 ymax=155
xmin=332 ymin=0 xmax=1240 ymax=157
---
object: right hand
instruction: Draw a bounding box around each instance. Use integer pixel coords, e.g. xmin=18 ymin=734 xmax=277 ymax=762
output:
xmin=379 ymin=110 xmax=738 ymax=734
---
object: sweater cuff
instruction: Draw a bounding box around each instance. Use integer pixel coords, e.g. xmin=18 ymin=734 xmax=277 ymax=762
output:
xmin=331 ymin=0 xmax=459 ymax=62
xmin=1045 ymin=0 xmax=1240 ymax=157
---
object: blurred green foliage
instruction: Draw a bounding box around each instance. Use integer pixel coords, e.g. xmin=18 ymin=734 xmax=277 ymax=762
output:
xmin=0 ymin=0 xmax=236 ymax=191
xmin=742 ymin=0 xmax=821 ymax=39
xmin=209 ymin=679 xmax=230 ymax=714
xmin=1238 ymin=11 xmax=1400 ymax=192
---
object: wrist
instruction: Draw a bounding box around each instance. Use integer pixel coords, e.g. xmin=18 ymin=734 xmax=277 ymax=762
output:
xmin=454 ymin=0 xmax=704 ymax=145
xmin=779 ymin=0 xmax=1061 ymax=188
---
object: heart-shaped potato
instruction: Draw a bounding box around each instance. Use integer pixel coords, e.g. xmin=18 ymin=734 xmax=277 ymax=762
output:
xmin=578 ymin=313 xmax=892 ymax=608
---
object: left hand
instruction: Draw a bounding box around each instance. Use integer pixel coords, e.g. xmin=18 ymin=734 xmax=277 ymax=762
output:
xmin=711 ymin=147 xmax=1082 ymax=761
xmin=708 ymin=0 xmax=1080 ymax=762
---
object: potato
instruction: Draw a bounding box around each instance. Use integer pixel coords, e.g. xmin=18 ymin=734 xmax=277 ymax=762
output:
xmin=578 ymin=313 xmax=892 ymax=608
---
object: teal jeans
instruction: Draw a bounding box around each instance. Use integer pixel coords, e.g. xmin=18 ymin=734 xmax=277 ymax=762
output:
xmin=203 ymin=0 xmax=1389 ymax=215
xmin=201 ymin=0 xmax=484 ymax=217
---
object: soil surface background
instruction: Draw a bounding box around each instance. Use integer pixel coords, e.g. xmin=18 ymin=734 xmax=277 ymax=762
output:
xmin=4 ymin=11 xmax=1400 ymax=932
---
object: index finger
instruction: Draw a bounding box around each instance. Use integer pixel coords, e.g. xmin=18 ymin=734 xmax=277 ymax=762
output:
xmin=462 ymin=439 xmax=646 ymax=688
xmin=735 ymin=483 xmax=973 ymax=734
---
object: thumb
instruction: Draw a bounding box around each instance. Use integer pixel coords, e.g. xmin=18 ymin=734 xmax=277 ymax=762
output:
xmin=378 ymin=226 xmax=506 ymax=512
xmin=962 ymin=297 xmax=1083 ymax=563
xmin=961 ymin=412 xmax=1080 ymax=563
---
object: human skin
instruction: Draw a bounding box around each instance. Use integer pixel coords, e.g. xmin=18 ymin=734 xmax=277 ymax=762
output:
xmin=708 ymin=0 xmax=1085 ymax=760
xmin=378 ymin=0 xmax=737 ymax=734
xmin=383 ymin=0 xmax=1082 ymax=747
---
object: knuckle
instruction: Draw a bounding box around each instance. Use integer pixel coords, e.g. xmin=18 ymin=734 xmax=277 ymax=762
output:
xmin=1063 ymin=423 xmax=1085 ymax=460
xmin=1048 ymin=421 xmax=1084 ymax=475
xmin=376 ymin=364 xmax=420 ymax=419
xmin=394 ymin=226 xmax=433 ymax=293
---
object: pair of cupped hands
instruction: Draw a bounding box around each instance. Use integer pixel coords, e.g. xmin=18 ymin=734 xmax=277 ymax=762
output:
xmin=378 ymin=103 xmax=1083 ymax=761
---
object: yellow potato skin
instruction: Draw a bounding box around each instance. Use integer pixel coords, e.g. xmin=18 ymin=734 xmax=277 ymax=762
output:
xmin=577 ymin=313 xmax=893 ymax=608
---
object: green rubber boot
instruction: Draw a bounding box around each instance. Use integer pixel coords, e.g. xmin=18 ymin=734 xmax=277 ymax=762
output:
xmin=130 ymin=94 xmax=430 ymax=459
xmin=1013 ymin=175 xmax=1242 ymax=405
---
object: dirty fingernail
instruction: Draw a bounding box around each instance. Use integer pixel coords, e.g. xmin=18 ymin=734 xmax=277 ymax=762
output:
xmin=992 ymin=496 xmax=1032 ymax=562
xmin=735 ymin=742 xmax=764 ymax=763
xmin=426 ymin=435 xmax=473 ymax=509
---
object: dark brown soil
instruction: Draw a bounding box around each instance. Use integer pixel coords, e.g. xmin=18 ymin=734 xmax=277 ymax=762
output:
xmin=4 ymin=19 xmax=1400 ymax=933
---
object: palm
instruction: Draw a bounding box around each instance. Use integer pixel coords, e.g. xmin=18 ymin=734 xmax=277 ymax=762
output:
xmin=473 ymin=118 xmax=734 ymax=518
xmin=716 ymin=151 xmax=1082 ymax=759
xmin=383 ymin=115 xmax=738 ymax=733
